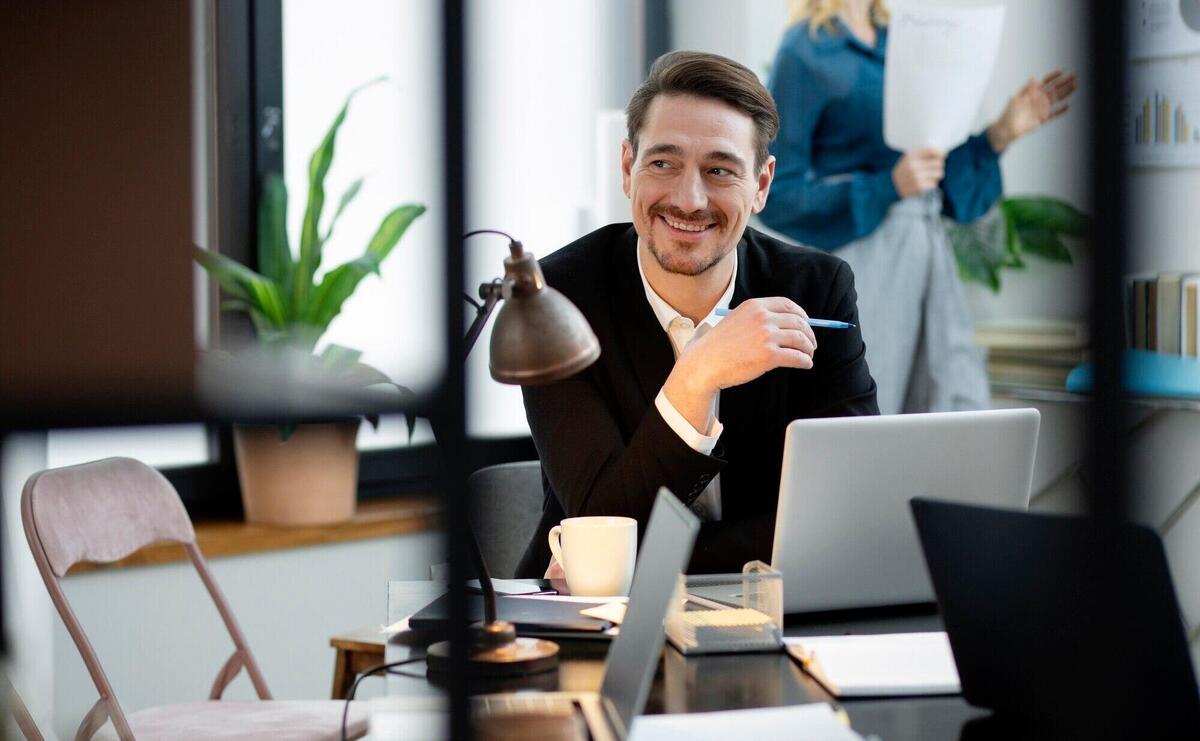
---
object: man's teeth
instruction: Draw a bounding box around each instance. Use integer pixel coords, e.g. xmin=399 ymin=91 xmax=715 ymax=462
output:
xmin=663 ymin=216 xmax=710 ymax=232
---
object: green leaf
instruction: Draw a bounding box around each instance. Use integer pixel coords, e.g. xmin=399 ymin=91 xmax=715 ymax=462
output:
xmin=193 ymin=246 xmax=287 ymax=328
xmin=294 ymin=77 xmax=386 ymax=313
xmin=258 ymin=174 xmax=293 ymax=300
xmin=1001 ymin=207 xmax=1023 ymax=264
xmin=1016 ymin=225 xmax=1073 ymax=263
xmin=947 ymin=219 xmax=1003 ymax=292
xmin=322 ymin=177 xmax=365 ymax=245
xmin=1000 ymin=196 xmax=1089 ymax=236
xmin=303 ymin=254 xmax=381 ymax=330
xmin=364 ymin=204 xmax=426 ymax=261
xmin=302 ymin=204 xmax=425 ymax=330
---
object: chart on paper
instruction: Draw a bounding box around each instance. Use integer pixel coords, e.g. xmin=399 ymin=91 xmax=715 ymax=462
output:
xmin=1129 ymin=0 xmax=1200 ymax=59
xmin=1127 ymin=56 xmax=1200 ymax=167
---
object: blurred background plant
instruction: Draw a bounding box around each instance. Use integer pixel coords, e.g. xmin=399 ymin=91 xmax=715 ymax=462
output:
xmin=947 ymin=195 xmax=1089 ymax=293
xmin=193 ymin=79 xmax=424 ymax=439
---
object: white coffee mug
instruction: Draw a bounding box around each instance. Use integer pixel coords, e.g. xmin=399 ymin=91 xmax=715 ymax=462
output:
xmin=547 ymin=516 xmax=637 ymax=597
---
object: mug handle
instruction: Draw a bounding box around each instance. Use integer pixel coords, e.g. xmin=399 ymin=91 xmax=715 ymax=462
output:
xmin=548 ymin=525 xmax=564 ymax=570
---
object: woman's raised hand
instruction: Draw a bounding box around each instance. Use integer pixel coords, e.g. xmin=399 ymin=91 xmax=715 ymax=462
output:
xmin=988 ymin=70 xmax=1078 ymax=152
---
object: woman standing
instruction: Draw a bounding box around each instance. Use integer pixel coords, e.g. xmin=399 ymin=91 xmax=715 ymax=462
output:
xmin=759 ymin=0 xmax=1076 ymax=414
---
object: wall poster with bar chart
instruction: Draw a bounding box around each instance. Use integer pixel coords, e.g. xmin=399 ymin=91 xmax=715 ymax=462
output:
xmin=1127 ymin=56 xmax=1200 ymax=167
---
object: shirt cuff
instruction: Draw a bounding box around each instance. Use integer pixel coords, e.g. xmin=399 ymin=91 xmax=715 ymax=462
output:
xmin=655 ymin=390 xmax=722 ymax=456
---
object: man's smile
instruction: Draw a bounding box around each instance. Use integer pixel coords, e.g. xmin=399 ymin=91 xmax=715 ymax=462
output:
xmin=659 ymin=214 xmax=715 ymax=233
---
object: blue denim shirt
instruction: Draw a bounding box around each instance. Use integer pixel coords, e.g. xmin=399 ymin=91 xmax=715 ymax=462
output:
xmin=759 ymin=20 xmax=1002 ymax=251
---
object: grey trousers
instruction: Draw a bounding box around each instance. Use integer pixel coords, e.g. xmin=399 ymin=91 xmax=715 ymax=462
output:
xmin=836 ymin=192 xmax=990 ymax=415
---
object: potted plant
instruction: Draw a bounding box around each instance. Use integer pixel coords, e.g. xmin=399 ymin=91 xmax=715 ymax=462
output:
xmin=194 ymin=80 xmax=423 ymax=526
xmin=946 ymin=195 xmax=1089 ymax=293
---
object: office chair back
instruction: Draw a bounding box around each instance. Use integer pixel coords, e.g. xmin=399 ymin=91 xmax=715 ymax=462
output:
xmin=20 ymin=457 xmax=271 ymax=741
xmin=468 ymin=461 xmax=545 ymax=578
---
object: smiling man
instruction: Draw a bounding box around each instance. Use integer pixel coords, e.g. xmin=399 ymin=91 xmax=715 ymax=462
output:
xmin=515 ymin=51 xmax=879 ymax=577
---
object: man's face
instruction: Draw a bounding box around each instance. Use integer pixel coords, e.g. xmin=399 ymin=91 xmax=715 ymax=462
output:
xmin=622 ymin=93 xmax=774 ymax=277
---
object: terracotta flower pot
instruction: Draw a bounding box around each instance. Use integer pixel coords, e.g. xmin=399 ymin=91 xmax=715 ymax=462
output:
xmin=233 ymin=420 xmax=360 ymax=526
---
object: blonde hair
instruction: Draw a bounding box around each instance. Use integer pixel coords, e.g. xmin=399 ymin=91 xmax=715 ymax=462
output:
xmin=787 ymin=0 xmax=889 ymax=35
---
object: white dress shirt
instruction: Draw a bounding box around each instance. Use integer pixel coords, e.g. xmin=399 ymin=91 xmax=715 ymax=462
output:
xmin=637 ymin=243 xmax=737 ymax=521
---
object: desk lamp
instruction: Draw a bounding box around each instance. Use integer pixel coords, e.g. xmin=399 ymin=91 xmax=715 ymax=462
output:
xmin=425 ymin=229 xmax=600 ymax=677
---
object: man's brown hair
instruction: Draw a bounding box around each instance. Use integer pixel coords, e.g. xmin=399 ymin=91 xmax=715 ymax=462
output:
xmin=625 ymin=50 xmax=780 ymax=171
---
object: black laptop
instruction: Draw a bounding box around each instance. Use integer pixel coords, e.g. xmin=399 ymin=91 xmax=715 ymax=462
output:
xmin=911 ymin=497 xmax=1200 ymax=736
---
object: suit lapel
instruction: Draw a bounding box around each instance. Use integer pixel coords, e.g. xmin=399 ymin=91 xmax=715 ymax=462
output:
xmin=721 ymin=236 xmax=777 ymax=445
xmin=608 ymin=227 xmax=675 ymax=407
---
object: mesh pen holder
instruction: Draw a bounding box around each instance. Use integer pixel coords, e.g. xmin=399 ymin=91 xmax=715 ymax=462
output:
xmin=665 ymin=560 xmax=784 ymax=655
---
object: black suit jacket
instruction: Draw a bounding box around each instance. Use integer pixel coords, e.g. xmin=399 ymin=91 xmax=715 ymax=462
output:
xmin=515 ymin=224 xmax=878 ymax=577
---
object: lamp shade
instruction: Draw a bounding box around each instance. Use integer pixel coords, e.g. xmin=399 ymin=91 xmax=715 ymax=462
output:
xmin=488 ymin=247 xmax=600 ymax=385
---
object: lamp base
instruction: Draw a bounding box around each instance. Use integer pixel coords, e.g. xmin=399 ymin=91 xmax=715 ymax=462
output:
xmin=425 ymin=620 xmax=559 ymax=677
xmin=425 ymin=636 xmax=560 ymax=677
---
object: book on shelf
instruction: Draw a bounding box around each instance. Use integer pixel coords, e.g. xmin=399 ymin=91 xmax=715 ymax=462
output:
xmin=1158 ymin=273 xmax=1182 ymax=355
xmin=1183 ymin=275 xmax=1200 ymax=358
xmin=1123 ymin=270 xmax=1200 ymax=357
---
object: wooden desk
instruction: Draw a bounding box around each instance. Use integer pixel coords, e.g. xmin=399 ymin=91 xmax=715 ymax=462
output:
xmin=382 ymin=581 xmax=990 ymax=739
xmin=330 ymin=628 xmax=387 ymax=699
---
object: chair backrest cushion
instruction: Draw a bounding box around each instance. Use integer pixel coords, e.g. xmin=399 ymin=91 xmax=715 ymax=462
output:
xmin=467 ymin=461 xmax=545 ymax=579
xmin=24 ymin=457 xmax=195 ymax=576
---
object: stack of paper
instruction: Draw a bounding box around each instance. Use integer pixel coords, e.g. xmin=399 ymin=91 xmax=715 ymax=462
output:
xmin=784 ymin=631 xmax=961 ymax=697
xmin=666 ymin=607 xmax=782 ymax=654
xmin=975 ymin=319 xmax=1089 ymax=391
xmin=629 ymin=703 xmax=862 ymax=741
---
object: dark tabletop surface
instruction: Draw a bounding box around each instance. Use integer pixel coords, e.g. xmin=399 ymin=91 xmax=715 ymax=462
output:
xmin=383 ymin=581 xmax=994 ymax=739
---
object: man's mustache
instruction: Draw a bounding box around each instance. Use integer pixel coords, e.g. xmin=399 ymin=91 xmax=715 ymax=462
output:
xmin=650 ymin=205 xmax=725 ymax=227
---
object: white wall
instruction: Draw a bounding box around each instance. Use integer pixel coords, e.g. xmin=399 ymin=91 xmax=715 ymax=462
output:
xmin=50 ymin=532 xmax=439 ymax=740
xmin=464 ymin=0 xmax=639 ymax=438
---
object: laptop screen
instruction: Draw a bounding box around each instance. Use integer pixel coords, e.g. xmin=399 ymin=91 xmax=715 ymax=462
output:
xmin=599 ymin=489 xmax=699 ymax=736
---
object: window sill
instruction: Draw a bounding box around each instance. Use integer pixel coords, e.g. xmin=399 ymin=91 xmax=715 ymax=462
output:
xmin=65 ymin=495 xmax=441 ymax=575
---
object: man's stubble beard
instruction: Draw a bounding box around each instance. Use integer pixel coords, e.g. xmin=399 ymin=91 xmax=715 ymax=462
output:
xmin=645 ymin=233 xmax=732 ymax=277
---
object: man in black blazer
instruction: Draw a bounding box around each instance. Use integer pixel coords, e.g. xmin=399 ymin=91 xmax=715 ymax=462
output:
xmin=515 ymin=51 xmax=878 ymax=577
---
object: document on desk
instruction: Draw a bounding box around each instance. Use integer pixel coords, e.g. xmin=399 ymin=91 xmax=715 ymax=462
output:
xmin=629 ymin=703 xmax=861 ymax=741
xmin=784 ymin=631 xmax=960 ymax=697
xmin=884 ymin=3 xmax=1005 ymax=152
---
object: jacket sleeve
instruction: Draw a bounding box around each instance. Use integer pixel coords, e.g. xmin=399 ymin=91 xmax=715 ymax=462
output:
xmin=759 ymin=45 xmax=900 ymax=250
xmin=522 ymin=368 xmax=724 ymax=532
xmin=941 ymin=132 xmax=1003 ymax=223
xmin=793 ymin=259 xmax=880 ymax=418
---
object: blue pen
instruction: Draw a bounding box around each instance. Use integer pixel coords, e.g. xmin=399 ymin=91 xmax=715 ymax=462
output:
xmin=714 ymin=307 xmax=854 ymax=329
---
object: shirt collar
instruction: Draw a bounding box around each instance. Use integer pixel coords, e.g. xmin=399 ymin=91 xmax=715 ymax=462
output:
xmin=815 ymin=17 xmax=887 ymax=59
xmin=636 ymin=240 xmax=738 ymax=332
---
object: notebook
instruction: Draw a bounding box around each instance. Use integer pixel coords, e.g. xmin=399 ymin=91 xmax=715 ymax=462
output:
xmin=408 ymin=592 xmax=614 ymax=636
xmin=784 ymin=632 xmax=960 ymax=697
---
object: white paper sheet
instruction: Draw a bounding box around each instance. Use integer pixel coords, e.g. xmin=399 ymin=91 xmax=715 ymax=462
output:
xmin=580 ymin=601 xmax=628 ymax=624
xmin=629 ymin=703 xmax=861 ymax=741
xmin=884 ymin=3 xmax=1006 ymax=152
xmin=784 ymin=631 xmax=960 ymax=697
xmin=507 ymin=594 xmax=629 ymax=604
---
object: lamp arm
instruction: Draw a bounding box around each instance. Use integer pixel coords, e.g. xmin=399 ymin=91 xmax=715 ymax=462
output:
xmin=462 ymin=280 xmax=504 ymax=359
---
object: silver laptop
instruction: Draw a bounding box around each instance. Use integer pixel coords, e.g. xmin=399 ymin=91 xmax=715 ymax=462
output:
xmin=474 ymin=489 xmax=700 ymax=741
xmin=771 ymin=409 xmax=1039 ymax=613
